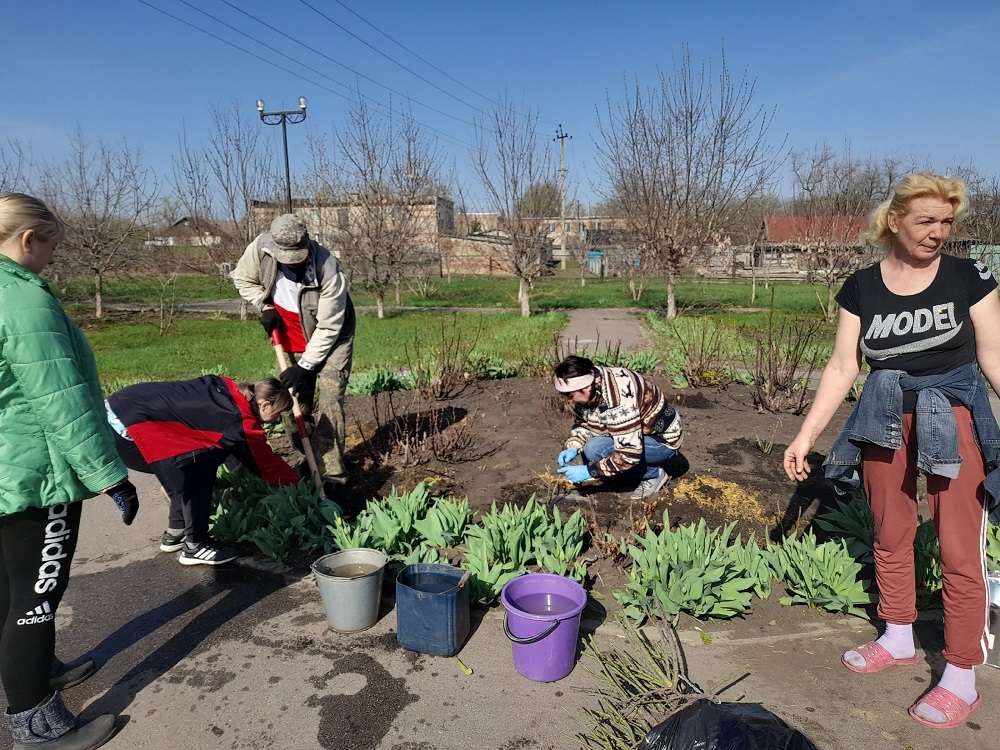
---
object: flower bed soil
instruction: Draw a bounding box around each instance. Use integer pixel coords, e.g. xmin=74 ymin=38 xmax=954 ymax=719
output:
xmin=273 ymin=374 xmax=859 ymax=624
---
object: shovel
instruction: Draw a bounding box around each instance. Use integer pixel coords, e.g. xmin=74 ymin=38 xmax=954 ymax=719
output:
xmin=271 ymin=330 xmax=324 ymax=495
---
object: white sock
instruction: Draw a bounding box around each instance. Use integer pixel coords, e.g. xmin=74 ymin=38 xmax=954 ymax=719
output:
xmin=913 ymin=664 xmax=977 ymax=724
xmin=843 ymin=622 xmax=914 ymax=668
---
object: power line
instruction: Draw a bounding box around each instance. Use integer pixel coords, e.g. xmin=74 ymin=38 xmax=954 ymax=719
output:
xmin=295 ymin=0 xmax=485 ymax=115
xmin=324 ymin=0 xmax=561 ymax=128
xmin=178 ymin=0 xmax=474 ymax=130
xmin=135 ymin=0 xmax=470 ymax=151
xmin=328 ymin=0 xmax=495 ymax=106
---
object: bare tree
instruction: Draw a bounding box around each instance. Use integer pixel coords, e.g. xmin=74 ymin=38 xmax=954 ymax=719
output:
xmin=788 ymin=144 xmax=909 ymax=321
xmin=515 ymin=180 xmax=561 ymax=217
xmin=0 ymin=138 xmax=35 ymax=192
xmin=39 ymin=128 xmax=159 ymax=318
xmin=471 ymin=93 xmax=556 ymax=317
xmin=951 ymin=165 xmax=1000 ymax=249
xmin=172 ymin=103 xmax=280 ymax=261
xmin=308 ymin=98 xmax=445 ymax=319
xmin=596 ymin=46 xmax=782 ymax=318
xmin=564 ymin=228 xmax=594 ymax=287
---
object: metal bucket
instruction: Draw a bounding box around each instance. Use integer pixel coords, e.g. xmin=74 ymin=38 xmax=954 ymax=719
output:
xmin=311 ymin=548 xmax=388 ymax=632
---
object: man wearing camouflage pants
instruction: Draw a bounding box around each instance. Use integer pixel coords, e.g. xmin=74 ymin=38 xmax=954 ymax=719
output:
xmin=232 ymin=214 xmax=355 ymax=489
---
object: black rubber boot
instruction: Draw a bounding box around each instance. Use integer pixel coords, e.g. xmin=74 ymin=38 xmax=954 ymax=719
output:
xmin=49 ymin=657 xmax=97 ymax=691
xmin=2 ymin=691 xmax=116 ymax=750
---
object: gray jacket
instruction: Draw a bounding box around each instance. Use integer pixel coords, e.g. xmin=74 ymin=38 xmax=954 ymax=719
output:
xmin=232 ymin=233 xmax=355 ymax=371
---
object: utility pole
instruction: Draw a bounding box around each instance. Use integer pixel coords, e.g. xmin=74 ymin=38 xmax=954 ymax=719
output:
xmin=554 ymin=125 xmax=571 ymax=270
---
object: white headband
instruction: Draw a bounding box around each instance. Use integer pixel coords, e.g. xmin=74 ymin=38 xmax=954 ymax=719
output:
xmin=553 ymin=373 xmax=596 ymax=393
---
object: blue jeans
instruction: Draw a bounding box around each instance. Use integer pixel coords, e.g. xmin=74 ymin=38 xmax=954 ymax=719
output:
xmin=583 ymin=435 xmax=676 ymax=480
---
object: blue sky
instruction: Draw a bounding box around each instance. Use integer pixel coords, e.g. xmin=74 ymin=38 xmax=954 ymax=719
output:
xmin=6 ymin=1 xmax=1000 ymax=211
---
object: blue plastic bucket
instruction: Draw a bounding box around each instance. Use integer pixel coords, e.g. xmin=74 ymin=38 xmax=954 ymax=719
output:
xmin=396 ymin=563 xmax=471 ymax=657
xmin=501 ymin=573 xmax=588 ymax=682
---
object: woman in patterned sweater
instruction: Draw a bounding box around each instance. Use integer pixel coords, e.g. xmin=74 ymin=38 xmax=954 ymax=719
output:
xmin=554 ymin=355 xmax=683 ymax=499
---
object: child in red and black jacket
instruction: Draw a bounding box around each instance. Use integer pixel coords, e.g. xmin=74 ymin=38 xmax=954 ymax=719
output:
xmin=106 ymin=375 xmax=299 ymax=565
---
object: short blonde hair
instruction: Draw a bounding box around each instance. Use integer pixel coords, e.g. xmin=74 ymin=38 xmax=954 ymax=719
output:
xmin=0 ymin=193 xmax=66 ymax=246
xmin=868 ymin=172 xmax=967 ymax=248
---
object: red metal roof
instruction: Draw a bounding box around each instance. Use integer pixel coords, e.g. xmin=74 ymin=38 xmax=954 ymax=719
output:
xmin=764 ymin=216 xmax=869 ymax=244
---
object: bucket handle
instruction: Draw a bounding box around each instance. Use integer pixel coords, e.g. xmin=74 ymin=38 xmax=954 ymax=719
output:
xmin=503 ymin=612 xmax=559 ymax=644
xmin=411 ymin=569 xmax=471 ymax=597
xmin=435 ymin=569 xmax=471 ymax=597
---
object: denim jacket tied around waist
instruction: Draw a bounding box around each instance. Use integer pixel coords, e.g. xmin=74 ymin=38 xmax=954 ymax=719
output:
xmin=823 ymin=364 xmax=1000 ymax=523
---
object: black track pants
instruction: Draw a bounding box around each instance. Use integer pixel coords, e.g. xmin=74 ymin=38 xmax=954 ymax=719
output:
xmin=0 ymin=502 xmax=81 ymax=712
xmin=114 ymin=432 xmax=220 ymax=543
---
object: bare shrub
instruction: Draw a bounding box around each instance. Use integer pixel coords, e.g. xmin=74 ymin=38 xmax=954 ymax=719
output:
xmin=404 ymin=316 xmax=483 ymax=400
xmin=742 ymin=307 xmax=822 ymax=414
xmin=352 ymin=391 xmax=500 ymax=468
xmin=668 ymin=317 xmax=734 ymax=387
xmin=429 ymin=411 xmax=503 ymax=464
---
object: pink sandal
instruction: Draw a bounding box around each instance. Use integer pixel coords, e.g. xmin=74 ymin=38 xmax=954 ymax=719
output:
xmin=908 ymin=686 xmax=982 ymax=729
xmin=841 ymin=641 xmax=919 ymax=674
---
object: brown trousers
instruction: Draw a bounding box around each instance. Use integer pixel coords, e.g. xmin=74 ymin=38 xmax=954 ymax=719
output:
xmin=863 ymin=406 xmax=990 ymax=668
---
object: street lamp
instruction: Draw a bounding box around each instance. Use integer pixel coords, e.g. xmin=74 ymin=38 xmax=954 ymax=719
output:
xmin=256 ymin=96 xmax=307 ymax=213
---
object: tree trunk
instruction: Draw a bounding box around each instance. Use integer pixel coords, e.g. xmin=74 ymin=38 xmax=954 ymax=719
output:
xmin=666 ymin=274 xmax=677 ymax=320
xmin=519 ymin=277 xmax=530 ymax=318
xmin=394 ymin=277 xmax=401 ymax=306
xmin=94 ymin=272 xmax=103 ymax=319
xmin=376 ymin=294 xmax=385 ymax=320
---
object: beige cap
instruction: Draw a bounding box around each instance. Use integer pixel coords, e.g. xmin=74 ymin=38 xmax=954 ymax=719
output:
xmin=269 ymin=214 xmax=310 ymax=264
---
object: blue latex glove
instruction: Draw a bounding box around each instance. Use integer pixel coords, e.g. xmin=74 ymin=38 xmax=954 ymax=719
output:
xmin=558 ymin=448 xmax=578 ymax=466
xmin=558 ymin=464 xmax=591 ymax=484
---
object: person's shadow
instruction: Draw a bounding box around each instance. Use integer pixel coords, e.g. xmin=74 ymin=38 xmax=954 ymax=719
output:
xmin=771 ymin=449 xmax=839 ymax=542
xmin=61 ymin=557 xmax=293 ymax=725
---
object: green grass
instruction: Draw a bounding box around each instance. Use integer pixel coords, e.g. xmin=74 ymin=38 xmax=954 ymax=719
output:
xmin=54 ymin=272 xmax=832 ymax=314
xmin=352 ymin=310 xmax=565 ymax=374
xmin=54 ymin=274 xmax=239 ymax=304
xmin=83 ymin=310 xmax=566 ymax=392
xmin=352 ymin=276 xmax=828 ymax=312
xmin=644 ymin=310 xmax=838 ymax=374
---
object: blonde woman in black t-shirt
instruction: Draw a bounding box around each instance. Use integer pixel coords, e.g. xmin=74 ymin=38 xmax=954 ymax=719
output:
xmin=784 ymin=173 xmax=1000 ymax=729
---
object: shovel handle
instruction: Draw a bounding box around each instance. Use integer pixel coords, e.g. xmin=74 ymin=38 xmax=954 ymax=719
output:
xmin=271 ymin=331 xmax=324 ymax=492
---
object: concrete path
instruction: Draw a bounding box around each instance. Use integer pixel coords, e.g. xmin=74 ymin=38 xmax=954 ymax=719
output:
xmin=557 ymin=307 xmax=650 ymax=355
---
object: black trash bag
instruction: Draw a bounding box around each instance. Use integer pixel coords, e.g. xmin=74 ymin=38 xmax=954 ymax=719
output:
xmin=636 ymin=699 xmax=818 ymax=750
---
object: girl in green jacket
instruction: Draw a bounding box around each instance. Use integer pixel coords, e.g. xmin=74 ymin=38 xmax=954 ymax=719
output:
xmin=0 ymin=193 xmax=137 ymax=750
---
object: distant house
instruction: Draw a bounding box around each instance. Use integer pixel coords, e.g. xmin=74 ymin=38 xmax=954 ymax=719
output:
xmin=440 ymin=230 xmax=553 ymax=277
xmin=146 ymin=217 xmax=224 ymax=248
xmin=250 ymin=196 xmax=454 ymax=257
xmin=755 ymin=216 xmax=872 ymax=275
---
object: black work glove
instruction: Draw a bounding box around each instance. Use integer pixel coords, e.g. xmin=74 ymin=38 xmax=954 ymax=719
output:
xmin=260 ymin=308 xmax=281 ymax=336
xmin=106 ymin=479 xmax=139 ymax=525
xmin=280 ymin=363 xmax=310 ymax=394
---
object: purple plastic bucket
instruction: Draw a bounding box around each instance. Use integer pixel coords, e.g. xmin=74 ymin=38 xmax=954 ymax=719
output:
xmin=500 ymin=573 xmax=588 ymax=682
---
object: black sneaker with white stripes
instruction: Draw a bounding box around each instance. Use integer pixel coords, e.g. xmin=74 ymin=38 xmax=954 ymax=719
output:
xmin=179 ymin=538 xmax=238 ymax=566
xmin=159 ymin=530 xmax=186 ymax=553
